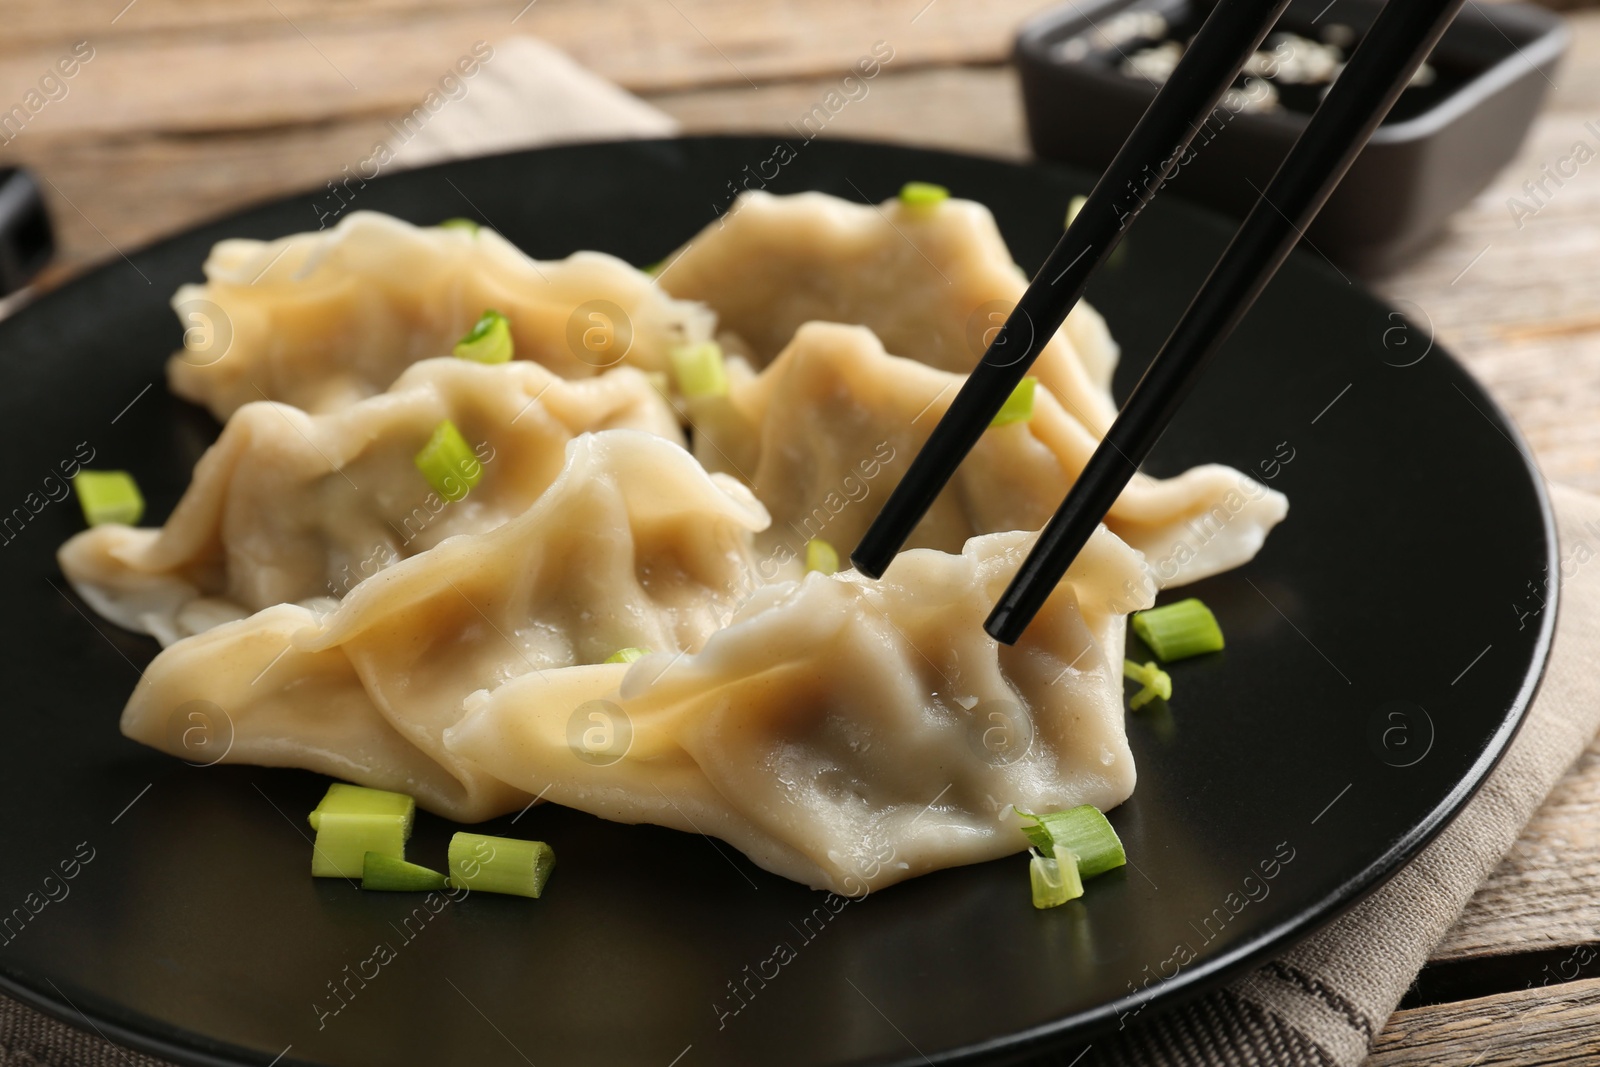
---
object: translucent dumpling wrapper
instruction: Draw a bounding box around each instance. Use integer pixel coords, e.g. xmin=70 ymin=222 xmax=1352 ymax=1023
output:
xmin=168 ymin=211 xmax=714 ymax=419
xmin=691 ymin=321 xmax=1287 ymax=588
xmin=445 ymin=525 xmax=1154 ymax=894
xmin=659 ymin=189 xmax=1122 ymax=434
xmin=118 ymin=430 xmax=771 ymax=821
xmin=59 ymin=359 xmax=683 ymax=647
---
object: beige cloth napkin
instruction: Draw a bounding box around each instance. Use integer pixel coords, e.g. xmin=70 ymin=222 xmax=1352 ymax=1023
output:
xmin=9 ymin=38 xmax=1599 ymax=1067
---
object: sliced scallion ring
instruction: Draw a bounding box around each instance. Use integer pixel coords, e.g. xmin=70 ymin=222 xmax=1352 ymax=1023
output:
xmin=1131 ymin=598 xmax=1225 ymax=661
xmin=447 ymin=832 xmax=556 ymax=898
xmin=414 ymin=419 xmax=483 ymax=502
xmin=898 ymin=181 xmax=950 ymax=208
xmin=1122 ymin=658 xmax=1172 ymax=709
xmin=73 ymin=470 xmax=144 ymax=527
xmin=306 ymin=783 xmax=416 ymax=880
xmin=454 ymin=309 xmax=514 ymax=364
xmin=670 ymin=340 xmax=728 ymax=398
xmin=1018 ymin=805 xmax=1126 ymax=879
xmin=1029 ymin=843 xmax=1084 ymax=909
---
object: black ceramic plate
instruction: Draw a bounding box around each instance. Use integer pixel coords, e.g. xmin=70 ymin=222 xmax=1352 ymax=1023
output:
xmin=0 ymin=137 xmax=1554 ymax=1067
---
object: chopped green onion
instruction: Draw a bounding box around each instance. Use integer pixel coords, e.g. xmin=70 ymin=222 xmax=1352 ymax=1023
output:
xmin=605 ymin=646 xmax=651 ymax=664
xmin=805 ymin=538 xmax=840 ymax=575
xmin=1123 ymin=658 xmax=1172 ymax=710
xmin=641 ymin=259 xmax=664 ymax=276
xmin=990 ymin=377 xmax=1037 ymax=428
xmin=453 ymin=308 xmax=514 ymax=364
xmin=306 ymin=783 xmax=415 ymax=879
xmin=413 ymin=419 xmax=483 ymax=502
xmin=311 ymin=812 xmax=409 ymax=878
xmin=1018 ymin=805 xmax=1126 ymax=879
xmin=307 ymin=782 xmax=416 ymax=831
xmin=447 ymin=832 xmax=556 ymax=898
xmin=1065 ymin=194 xmax=1088 ymax=229
xmin=1029 ymin=844 xmax=1084 ymax=909
xmin=898 ymin=181 xmax=949 ymax=208
xmin=439 ymin=218 xmax=479 ymax=233
xmin=73 ymin=470 xmax=144 ymax=527
xmin=362 ymin=852 xmax=448 ymax=892
xmin=670 ymin=340 xmax=728 ymax=398
xmin=1132 ymin=598 xmax=1225 ymax=661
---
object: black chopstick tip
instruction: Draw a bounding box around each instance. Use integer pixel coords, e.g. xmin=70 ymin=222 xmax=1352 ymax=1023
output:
xmin=849 ymin=527 xmax=896 ymax=580
xmin=984 ymin=604 xmax=1024 ymax=646
xmin=849 ymin=548 xmax=887 ymax=581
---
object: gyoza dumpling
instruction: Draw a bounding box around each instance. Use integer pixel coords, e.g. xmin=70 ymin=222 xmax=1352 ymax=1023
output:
xmin=659 ymin=189 xmax=1121 ymax=433
xmin=168 ymin=211 xmax=714 ymax=419
xmin=59 ymin=359 xmax=682 ymax=646
xmin=692 ymin=321 xmax=1286 ymax=588
xmin=117 ymin=430 xmax=769 ymax=821
xmin=446 ymin=524 xmax=1153 ymax=894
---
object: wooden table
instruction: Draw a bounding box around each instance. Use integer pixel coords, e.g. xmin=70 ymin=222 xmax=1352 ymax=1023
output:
xmin=4 ymin=2 xmax=1598 ymax=1062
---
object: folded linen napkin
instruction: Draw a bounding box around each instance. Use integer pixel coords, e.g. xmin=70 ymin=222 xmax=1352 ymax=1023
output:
xmin=7 ymin=38 xmax=1595 ymax=1067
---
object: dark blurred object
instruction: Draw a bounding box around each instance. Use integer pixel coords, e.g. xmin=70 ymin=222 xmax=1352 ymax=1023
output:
xmin=0 ymin=168 xmax=54 ymax=297
xmin=1016 ymin=0 xmax=1570 ymax=275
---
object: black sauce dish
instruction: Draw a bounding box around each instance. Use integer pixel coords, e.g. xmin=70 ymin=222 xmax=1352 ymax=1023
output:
xmin=1015 ymin=0 xmax=1570 ymax=275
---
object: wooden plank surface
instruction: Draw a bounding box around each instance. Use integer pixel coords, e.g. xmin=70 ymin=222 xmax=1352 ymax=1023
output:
xmin=1434 ymin=737 xmax=1600 ymax=962
xmin=1369 ymin=976 xmax=1600 ymax=1065
xmin=2 ymin=0 xmax=1599 ymax=1060
xmin=0 ymin=0 xmax=1045 ymax=106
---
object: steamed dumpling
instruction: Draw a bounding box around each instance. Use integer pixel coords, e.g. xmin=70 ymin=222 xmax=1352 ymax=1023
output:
xmin=659 ymin=189 xmax=1122 ymax=433
xmin=446 ymin=524 xmax=1153 ymax=894
xmin=59 ymin=359 xmax=682 ymax=646
xmin=692 ymin=321 xmax=1286 ymax=588
xmin=168 ymin=211 xmax=714 ymax=419
xmin=117 ymin=430 xmax=770 ymax=821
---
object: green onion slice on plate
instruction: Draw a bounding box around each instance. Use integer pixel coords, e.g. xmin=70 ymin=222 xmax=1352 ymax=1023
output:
xmin=308 ymin=783 xmax=415 ymax=879
xmin=1123 ymin=658 xmax=1173 ymax=710
xmin=1018 ymin=805 xmax=1126 ymax=880
xmin=447 ymin=832 xmax=556 ymax=898
xmin=1029 ymin=844 xmax=1084 ymax=909
xmin=1132 ymin=598 xmax=1225 ymax=661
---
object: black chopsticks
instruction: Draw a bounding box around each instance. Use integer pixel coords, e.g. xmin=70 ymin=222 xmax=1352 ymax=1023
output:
xmin=852 ymin=0 xmax=1466 ymax=645
xmin=852 ymin=0 xmax=1293 ymax=580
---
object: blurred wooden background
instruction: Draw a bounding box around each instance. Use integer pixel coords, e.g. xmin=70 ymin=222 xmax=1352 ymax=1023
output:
xmin=3 ymin=2 xmax=1600 ymax=1063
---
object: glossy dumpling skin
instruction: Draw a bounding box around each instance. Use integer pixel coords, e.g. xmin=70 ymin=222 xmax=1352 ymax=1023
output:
xmin=168 ymin=211 xmax=714 ymax=419
xmin=446 ymin=524 xmax=1153 ymax=894
xmin=59 ymin=359 xmax=682 ymax=646
xmin=659 ymin=189 xmax=1122 ymax=434
xmin=118 ymin=431 xmax=770 ymax=821
xmin=693 ymin=321 xmax=1287 ymax=588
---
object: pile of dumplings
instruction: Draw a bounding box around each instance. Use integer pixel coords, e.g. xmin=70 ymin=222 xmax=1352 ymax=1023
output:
xmin=58 ymin=192 xmax=1286 ymax=894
